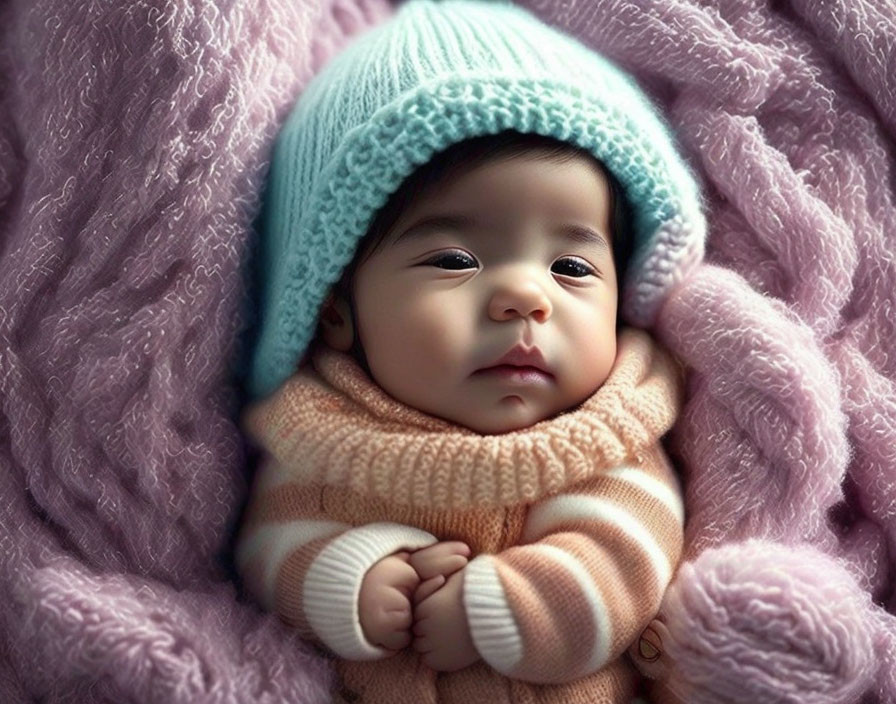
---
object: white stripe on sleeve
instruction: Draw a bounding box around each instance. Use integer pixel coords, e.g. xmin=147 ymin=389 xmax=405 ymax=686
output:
xmin=235 ymin=520 xmax=349 ymax=610
xmin=521 ymin=494 xmax=672 ymax=589
xmin=464 ymin=555 xmax=524 ymax=674
xmin=538 ymin=543 xmax=612 ymax=675
xmin=605 ymin=465 xmax=685 ymax=525
xmin=304 ymin=522 xmax=437 ymax=660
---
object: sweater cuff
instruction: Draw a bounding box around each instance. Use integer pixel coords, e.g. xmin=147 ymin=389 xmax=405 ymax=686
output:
xmin=304 ymin=522 xmax=437 ymax=660
xmin=463 ymin=554 xmax=524 ymax=676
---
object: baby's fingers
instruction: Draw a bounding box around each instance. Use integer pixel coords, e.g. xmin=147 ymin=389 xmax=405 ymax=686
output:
xmin=370 ymin=589 xmax=413 ymax=650
xmin=409 ymin=542 xmax=471 ymax=580
xmin=389 ymin=558 xmax=422 ymax=600
xmin=413 ymin=575 xmax=445 ymax=605
xmin=377 ymin=610 xmax=413 ymax=651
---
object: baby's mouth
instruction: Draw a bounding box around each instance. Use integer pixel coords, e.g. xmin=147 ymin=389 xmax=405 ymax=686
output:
xmin=474 ymin=365 xmax=554 ymax=385
xmin=477 ymin=343 xmax=553 ymax=377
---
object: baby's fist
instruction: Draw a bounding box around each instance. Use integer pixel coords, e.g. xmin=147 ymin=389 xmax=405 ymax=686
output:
xmin=412 ymin=568 xmax=480 ymax=672
xmin=359 ymin=551 xmax=420 ymax=651
xmin=408 ymin=541 xmax=470 ymax=603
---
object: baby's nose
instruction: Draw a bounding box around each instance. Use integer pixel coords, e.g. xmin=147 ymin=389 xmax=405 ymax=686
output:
xmin=487 ymin=274 xmax=552 ymax=322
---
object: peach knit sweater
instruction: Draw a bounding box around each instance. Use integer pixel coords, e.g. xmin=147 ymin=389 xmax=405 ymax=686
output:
xmin=235 ymin=328 xmax=685 ymax=704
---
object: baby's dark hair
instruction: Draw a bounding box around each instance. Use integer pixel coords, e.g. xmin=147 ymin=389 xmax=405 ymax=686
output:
xmin=336 ymin=130 xmax=633 ymax=298
xmin=318 ymin=129 xmax=634 ymax=370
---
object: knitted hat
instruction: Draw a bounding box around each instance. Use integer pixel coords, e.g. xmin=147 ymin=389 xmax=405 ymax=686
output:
xmin=246 ymin=0 xmax=706 ymax=400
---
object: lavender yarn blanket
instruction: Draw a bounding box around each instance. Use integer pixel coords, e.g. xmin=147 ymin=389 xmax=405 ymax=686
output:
xmin=1 ymin=1 xmax=894 ymax=702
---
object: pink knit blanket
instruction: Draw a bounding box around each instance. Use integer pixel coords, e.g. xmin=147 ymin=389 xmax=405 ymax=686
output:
xmin=1 ymin=1 xmax=893 ymax=702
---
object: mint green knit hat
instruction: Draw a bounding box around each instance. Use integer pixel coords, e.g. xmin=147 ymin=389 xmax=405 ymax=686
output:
xmin=247 ymin=0 xmax=706 ymax=400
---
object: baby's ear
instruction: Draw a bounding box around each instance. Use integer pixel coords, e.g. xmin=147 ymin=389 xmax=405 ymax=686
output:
xmin=318 ymin=291 xmax=355 ymax=352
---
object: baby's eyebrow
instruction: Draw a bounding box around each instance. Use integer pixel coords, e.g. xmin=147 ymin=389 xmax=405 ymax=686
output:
xmin=393 ymin=214 xmax=610 ymax=252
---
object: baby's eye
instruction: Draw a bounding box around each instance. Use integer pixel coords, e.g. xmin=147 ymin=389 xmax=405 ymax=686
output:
xmin=426 ymin=250 xmax=478 ymax=270
xmin=552 ymin=257 xmax=596 ymax=278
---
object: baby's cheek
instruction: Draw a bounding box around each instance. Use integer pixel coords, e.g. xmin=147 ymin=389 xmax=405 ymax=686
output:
xmin=361 ymin=297 xmax=454 ymax=394
xmin=405 ymin=294 xmax=473 ymax=355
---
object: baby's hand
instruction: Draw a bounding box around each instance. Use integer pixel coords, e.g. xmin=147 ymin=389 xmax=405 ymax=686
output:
xmin=412 ymin=568 xmax=480 ymax=672
xmin=408 ymin=541 xmax=471 ymax=603
xmin=359 ymin=551 xmax=420 ymax=651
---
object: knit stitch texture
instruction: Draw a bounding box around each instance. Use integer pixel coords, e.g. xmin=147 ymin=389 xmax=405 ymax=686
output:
xmin=246 ymin=0 xmax=706 ymax=400
xmin=236 ymin=328 xmax=685 ymax=701
xmin=242 ymin=328 xmax=684 ymax=510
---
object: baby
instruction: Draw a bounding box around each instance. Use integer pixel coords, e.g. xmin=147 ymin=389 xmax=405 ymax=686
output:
xmin=235 ymin=1 xmax=705 ymax=702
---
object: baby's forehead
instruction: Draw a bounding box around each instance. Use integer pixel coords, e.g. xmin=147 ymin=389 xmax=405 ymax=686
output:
xmin=389 ymin=212 xmax=611 ymax=255
xmin=393 ymin=154 xmax=613 ymax=235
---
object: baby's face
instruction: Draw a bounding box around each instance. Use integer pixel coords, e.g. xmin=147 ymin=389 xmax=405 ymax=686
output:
xmin=350 ymin=152 xmax=618 ymax=434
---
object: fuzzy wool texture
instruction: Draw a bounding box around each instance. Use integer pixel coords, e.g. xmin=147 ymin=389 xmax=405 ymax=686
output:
xmin=0 ymin=1 xmax=394 ymax=702
xmin=512 ymin=1 xmax=896 ymax=701
xmin=1 ymin=1 xmax=895 ymax=704
xmin=660 ymin=540 xmax=877 ymax=704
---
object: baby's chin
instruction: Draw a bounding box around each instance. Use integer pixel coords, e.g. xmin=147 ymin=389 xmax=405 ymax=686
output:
xmin=445 ymin=395 xmax=575 ymax=435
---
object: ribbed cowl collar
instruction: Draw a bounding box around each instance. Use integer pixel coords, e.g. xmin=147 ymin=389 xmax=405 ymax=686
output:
xmin=242 ymin=328 xmax=684 ymax=510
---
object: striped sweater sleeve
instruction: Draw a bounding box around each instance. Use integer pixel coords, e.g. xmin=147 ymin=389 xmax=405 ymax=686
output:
xmin=463 ymin=445 xmax=685 ymax=684
xmin=234 ymin=457 xmax=438 ymax=660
